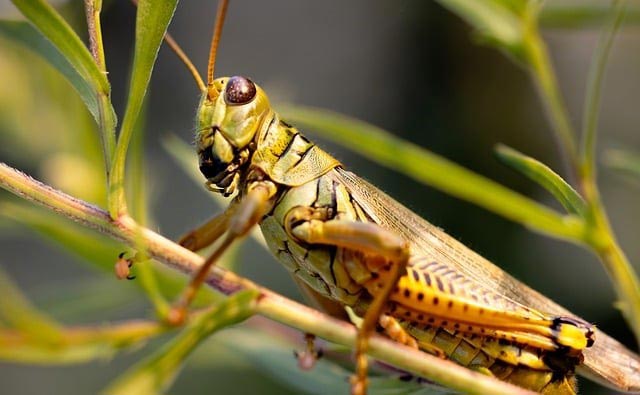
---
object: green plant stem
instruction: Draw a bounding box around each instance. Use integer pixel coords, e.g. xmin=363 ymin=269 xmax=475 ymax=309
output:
xmin=578 ymin=1 xmax=640 ymax=342
xmin=581 ymin=0 xmax=626 ymax=181
xmin=84 ymin=0 xmax=106 ymax=70
xmin=83 ymin=0 xmax=116 ymax=174
xmin=523 ymin=21 xmax=579 ymax=171
xmin=583 ymin=179 xmax=640 ymax=343
xmin=107 ymin=0 xmax=178 ymax=218
xmin=0 ymin=162 xmax=536 ymax=395
xmin=522 ymin=2 xmax=640 ymax=344
xmin=539 ymin=4 xmax=640 ymax=29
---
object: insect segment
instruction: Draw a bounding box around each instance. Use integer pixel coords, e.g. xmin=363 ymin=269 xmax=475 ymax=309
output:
xmin=165 ymin=1 xmax=598 ymax=394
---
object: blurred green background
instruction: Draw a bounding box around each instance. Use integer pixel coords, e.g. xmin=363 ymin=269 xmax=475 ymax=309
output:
xmin=0 ymin=1 xmax=639 ymax=394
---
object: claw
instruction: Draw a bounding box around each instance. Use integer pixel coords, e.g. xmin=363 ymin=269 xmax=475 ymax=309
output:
xmin=294 ymin=333 xmax=322 ymax=370
xmin=166 ymin=305 xmax=187 ymax=326
xmin=350 ymin=375 xmax=367 ymax=395
xmin=115 ymin=252 xmax=135 ymax=280
xmin=295 ymin=349 xmax=319 ymax=370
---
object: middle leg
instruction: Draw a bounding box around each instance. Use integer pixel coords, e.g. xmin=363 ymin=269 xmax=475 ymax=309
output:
xmin=284 ymin=206 xmax=410 ymax=395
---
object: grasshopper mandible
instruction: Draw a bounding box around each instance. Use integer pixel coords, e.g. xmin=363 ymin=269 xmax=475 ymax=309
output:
xmin=161 ymin=1 xmax=640 ymax=394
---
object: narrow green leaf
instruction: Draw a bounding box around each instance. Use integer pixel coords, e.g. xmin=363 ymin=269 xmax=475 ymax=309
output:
xmin=0 ymin=267 xmax=62 ymax=343
xmin=0 ymin=338 xmax=116 ymax=364
xmin=280 ymin=105 xmax=586 ymax=242
xmin=435 ymin=0 xmax=527 ymax=59
xmin=495 ymin=144 xmax=587 ymax=216
xmin=7 ymin=0 xmax=117 ymax=172
xmin=10 ymin=0 xmax=109 ymax=100
xmin=103 ymin=290 xmax=259 ymax=395
xmin=603 ymin=149 xmax=640 ymax=178
xmin=0 ymin=319 xmax=165 ymax=365
xmin=109 ymin=0 xmax=179 ymax=216
xmin=0 ymin=20 xmax=99 ymax=121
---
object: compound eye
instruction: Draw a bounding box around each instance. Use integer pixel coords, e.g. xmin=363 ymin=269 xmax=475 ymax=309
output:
xmin=224 ymin=76 xmax=256 ymax=105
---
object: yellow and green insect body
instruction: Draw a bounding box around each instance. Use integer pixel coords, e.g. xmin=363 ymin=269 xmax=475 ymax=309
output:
xmin=260 ymin=166 xmax=590 ymax=393
xmin=403 ymin=324 xmax=579 ymax=394
xmin=194 ymin=75 xmax=594 ymax=394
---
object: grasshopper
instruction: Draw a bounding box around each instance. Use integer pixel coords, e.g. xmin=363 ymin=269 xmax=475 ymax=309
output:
xmin=163 ymin=1 xmax=640 ymax=394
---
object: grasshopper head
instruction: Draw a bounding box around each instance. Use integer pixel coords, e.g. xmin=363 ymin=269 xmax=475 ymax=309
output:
xmin=195 ymin=76 xmax=271 ymax=196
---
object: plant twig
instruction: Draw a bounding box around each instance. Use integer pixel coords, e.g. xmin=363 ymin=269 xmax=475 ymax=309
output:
xmin=578 ymin=0 xmax=640 ymax=345
xmin=0 ymin=162 xmax=535 ymax=395
xmin=593 ymin=219 xmax=640 ymax=342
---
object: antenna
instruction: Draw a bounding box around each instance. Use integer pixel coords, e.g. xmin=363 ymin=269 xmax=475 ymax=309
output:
xmin=164 ymin=34 xmax=206 ymax=92
xmin=130 ymin=0 xmax=206 ymax=92
xmin=206 ymin=0 xmax=230 ymax=100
